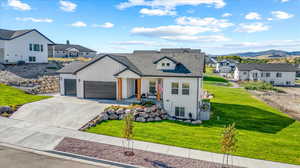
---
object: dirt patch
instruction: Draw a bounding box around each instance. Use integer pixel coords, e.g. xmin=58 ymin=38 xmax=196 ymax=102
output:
xmin=250 ymin=87 xmax=300 ymax=121
xmin=55 ymin=137 xmax=242 ymax=168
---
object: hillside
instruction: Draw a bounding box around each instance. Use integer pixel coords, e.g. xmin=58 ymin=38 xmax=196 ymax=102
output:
xmin=222 ymin=50 xmax=300 ymax=58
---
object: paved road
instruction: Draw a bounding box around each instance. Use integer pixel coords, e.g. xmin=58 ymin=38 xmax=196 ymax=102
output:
xmin=0 ymin=145 xmax=102 ymax=168
xmin=10 ymin=96 xmax=109 ymax=130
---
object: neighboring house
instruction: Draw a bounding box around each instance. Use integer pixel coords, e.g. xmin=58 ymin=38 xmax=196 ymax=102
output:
xmin=215 ymin=59 xmax=238 ymax=73
xmin=234 ymin=63 xmax=296 ymax=86
xmin=58 ymin=48 xmax=207 ymax=120
xmin=48 ymin=41 xmax=96 ymax=58
xmin=0 ymin=28 xmax=54 ymax=64
xmin=205 ymin=56 xmax=218 ymax=67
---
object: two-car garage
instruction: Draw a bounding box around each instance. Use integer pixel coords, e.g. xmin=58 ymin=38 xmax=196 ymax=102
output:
xmin=59 ymin=55 xmax=126 ymax=99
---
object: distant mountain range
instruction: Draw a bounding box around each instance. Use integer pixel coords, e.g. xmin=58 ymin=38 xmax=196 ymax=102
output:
xmin=220 ymin=50 xmax=300 ymax=58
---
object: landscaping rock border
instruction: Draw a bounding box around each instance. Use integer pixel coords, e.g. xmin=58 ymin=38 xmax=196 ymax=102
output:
xmin=80 ymin=105 xmax=203 ymax=131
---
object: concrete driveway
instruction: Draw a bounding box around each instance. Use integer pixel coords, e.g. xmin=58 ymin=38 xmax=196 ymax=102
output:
xmin=10 ymin=96 xmax=109 ymax=130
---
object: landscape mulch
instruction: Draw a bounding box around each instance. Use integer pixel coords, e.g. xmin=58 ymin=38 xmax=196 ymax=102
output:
xmin=55 ymin=137 xmax=241 ymax=168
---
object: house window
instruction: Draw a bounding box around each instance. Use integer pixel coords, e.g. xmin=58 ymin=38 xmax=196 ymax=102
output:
xmin=171 ymin=82 xmax=179 ymax=95
xmin=175 ymin=107 xmax=185 ymax=117
xmin=162 ymin=63 xmax=165 ymax=66
xmin=182 ymin=83 xmax=190 ymax=95
xmin=29 ymin=44 xmax=33 ymax=51
xmin=33 ymin=44 xmax=40 ymax=51
xmin=40 ymin=44 xmax=43 ymax=52
xmin=29 ymin=56 xmax=36 ymax=62
xmin=166 ymin=63 xmax=170 ymax=66
xmin=276 ymin=72 xmax=282 ymax=78
xmin=149 ymin=81 xmax=156 ymax=94
xmin=266 ymin=73 xmax=270 ymax=77
xmin=243 ymin=72 xmax=247 ymax=75
xmin=286 ymin=81 xmax=291 ymax=85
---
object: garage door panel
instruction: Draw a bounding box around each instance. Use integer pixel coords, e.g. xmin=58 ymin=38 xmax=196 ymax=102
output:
xmin=64 ymin=79 xmax=77 ymax=96
xmin=84 ymin=81 xmax=116 ymax=99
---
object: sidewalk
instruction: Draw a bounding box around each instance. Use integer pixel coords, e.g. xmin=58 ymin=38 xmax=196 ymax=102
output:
xmin=0 ymin=117 xmax=299 ymax=168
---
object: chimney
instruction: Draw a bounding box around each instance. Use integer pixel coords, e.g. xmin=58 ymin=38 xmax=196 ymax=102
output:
xmin=66 ymin=40 xmax=70 ymax=45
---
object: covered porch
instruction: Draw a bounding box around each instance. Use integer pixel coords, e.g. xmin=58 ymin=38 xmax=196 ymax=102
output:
xmin=116 ymin=77 xmax=163 ymax=103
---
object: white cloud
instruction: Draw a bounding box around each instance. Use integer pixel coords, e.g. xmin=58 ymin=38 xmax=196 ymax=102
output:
xmin=131 ymin=25 xmax=219 ymax=37
xmin=16 ymin=17 xmax=53 ymax=23
xmin=245 ymin=12 xmax=261 ymax=20
xmin=140 ymin=8 xmax=176 ymax=16
xmin=71 ymin=21 xmax=87 ymax=27
xmin=92 ymin=22 xmax=114 ymax=28
xmin=161 ymin=35 xmax=230 ymax=42
xmin=59 ymin=0 xmax=77 ymax=12
xmin=7 ymin=0 xmax=31 ymax=11
xmin=117 ymin=0 xmax=226 ymax=10
xmin=222 ymin=13 xmax=232 ymax=17
xmin=281 ymin=0 xmax=289 ymax=3
xmin=271 ymin=11 xmax=294 ymax=20
xmin=235 ymin=23 xmax=270 ymax=33
xmin=176 ymin=17 xmax=234 ymax=31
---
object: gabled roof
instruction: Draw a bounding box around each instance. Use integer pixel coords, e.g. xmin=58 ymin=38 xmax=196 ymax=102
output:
xmin=153 ymin=56 xmax=178 ymax=64
xmin=49 ymin=44 xmax=96 ymax=52
xmin=236 ymin=63 xmax=296 ymax=72
xmin=59 ymin=49 xmax=205 ymax=78
xmin=0 ymin=28 xmax=54 ymax=43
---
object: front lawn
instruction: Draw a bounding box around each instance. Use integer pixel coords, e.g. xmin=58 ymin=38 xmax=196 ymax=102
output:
xmin=86 ymin=81 xmax=300 ymax=165
xmin=0 ymin=84 xmax=50 ymax=106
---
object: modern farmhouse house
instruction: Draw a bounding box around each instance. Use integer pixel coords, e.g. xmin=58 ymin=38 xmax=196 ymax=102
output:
xmin=216 ymin=59 xmax=238 ymax=73
xmin=48 ymin=41 xmax=96 ymax=58
xmin=58 ymin=48 xmax=206 ymax=120
xmin=234 ymin=63 xmax=297 ymax=86
xmin=0 ymin=28 xmax=54 ymax=64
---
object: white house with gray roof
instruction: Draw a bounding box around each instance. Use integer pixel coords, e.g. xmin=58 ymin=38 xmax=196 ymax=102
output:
xmin=0 ymin=28 xmax=54 ymax=64
xmin=48 ymin=41 xmax=96 ymax=58
xmin=234 ymin=63 xmax=297 ymax=86
xmin=58 ymin=48 xmax=207 ymax=120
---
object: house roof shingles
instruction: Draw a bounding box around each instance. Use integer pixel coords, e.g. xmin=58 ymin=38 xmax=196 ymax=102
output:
xmin=49 ymin=44 xmax=96 ymax=52
xmin=59 ymin=49 xmax=205 ymax=77
xmin=0 ymin=29 xmax=54 ymax=43
xmin=236 ymin=63 xmax=297 ymax=72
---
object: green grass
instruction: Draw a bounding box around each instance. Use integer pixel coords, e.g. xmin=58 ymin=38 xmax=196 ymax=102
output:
xmin=0 ymin=84 xmax=50 ymax=106
xmin=296 ymin=79 xmax=300 ymax=84
xmin=86 ymin=81 xmax=300 ymax=165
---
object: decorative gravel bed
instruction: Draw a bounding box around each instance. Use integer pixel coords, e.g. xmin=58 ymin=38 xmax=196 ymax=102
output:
xmin=55 ymin=137 xmax=241 ymax=168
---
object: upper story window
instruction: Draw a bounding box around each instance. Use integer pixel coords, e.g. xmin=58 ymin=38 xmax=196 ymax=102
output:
xmin=276 ymin=72 xmax=282 ymax=78
xmin=162 ymin=63 xmax=165 ymax=66
xmin=266 ymin=73 xmax=270 ymax=77
xmin=40 ymin=44 xmax=43 ymax=52
xmin=33 ymin=44 xmax=40 ymax=51
xmin=29 ymin=44 xmax=33 ymax=51
xmin=166 ymin=63 xmax=170 ymax=66
xmin=149 ymin=81 xmax=156 ymax=94
xmin=243 ymin=72 xmax=247 ymax=75
xmin=171 ymin=82 xmax=179 ymax=95
xmin=182 ymin=83 xmax=190 ymax=95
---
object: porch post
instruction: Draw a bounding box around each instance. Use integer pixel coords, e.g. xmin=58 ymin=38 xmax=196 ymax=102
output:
xmin=137 ymin=79 xmax=141 ymax=101
xmin=156 ymin=80 xmax=161 ymax=101
xmin=117 ymin=78 xmax=122 ymax=100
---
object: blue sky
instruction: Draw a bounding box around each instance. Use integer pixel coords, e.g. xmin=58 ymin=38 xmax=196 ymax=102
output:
xmin=1 ymin=0 xmax=300 ymax=54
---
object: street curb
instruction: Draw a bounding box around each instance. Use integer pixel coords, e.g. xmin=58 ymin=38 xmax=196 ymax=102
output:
xmin=0 ymin=143 xmax=139 ymax=168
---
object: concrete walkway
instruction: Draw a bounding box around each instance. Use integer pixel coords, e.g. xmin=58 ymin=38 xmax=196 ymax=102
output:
xmin=0 ymin=117 xmax=299 ymax=168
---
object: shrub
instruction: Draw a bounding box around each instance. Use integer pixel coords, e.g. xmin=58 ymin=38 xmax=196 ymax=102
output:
xmin=242 ymin=81 xmax=279 ymax=91
xmin=140 ymin=100 xmax=156 ymax=107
